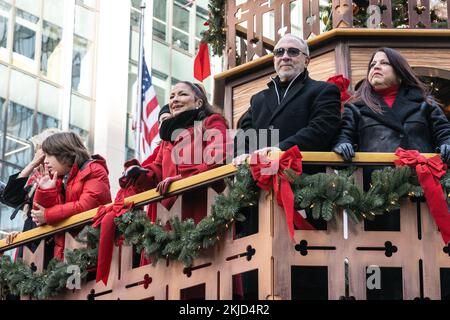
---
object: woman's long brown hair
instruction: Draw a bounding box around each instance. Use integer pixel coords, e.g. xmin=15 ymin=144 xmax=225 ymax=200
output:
xmin=348 ymin=47 xmax=435 ymax=113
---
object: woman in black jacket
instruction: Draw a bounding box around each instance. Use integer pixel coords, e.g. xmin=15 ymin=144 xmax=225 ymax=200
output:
xmin=334 ymin=47 xmax=450 ymax=162
xmin=333 ymin=47 xmax=450 ymax=231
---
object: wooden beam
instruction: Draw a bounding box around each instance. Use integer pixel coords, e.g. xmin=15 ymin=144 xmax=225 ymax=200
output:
xmin=0 ymin=152 xmax=439 ymax=251
xmin=215 ymin=29 xmax=450 ymax=82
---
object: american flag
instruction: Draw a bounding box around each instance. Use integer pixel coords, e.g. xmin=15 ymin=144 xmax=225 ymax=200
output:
xmin=137 ymin=56 xmax=160 ymax=160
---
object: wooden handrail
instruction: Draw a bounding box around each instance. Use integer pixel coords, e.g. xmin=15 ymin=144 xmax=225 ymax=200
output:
xmin=0 ymin=151 xmax=438 ymax=252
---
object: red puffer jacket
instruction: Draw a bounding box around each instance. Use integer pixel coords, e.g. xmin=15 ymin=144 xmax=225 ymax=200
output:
xmin=34 ymin=155 xmax=112 ymax=260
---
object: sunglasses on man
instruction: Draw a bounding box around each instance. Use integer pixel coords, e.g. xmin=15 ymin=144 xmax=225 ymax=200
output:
xmin=273 ymin=47 xmax=307 ymax=58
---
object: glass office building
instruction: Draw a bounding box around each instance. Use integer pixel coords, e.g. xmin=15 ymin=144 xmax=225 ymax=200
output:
xmin=0 ymin=0 xmax=217 ymax=236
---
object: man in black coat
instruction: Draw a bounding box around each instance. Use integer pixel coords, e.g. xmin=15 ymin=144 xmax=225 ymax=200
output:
xmin=233 ymin=34 xmax=341 ymax=231
xmin=234 ymin=34 xmax=341 ymax=159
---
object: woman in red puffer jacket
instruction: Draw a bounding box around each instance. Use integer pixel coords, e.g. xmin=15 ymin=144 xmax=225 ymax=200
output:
xmin=31 ymin=132 xmax=112 ymax=260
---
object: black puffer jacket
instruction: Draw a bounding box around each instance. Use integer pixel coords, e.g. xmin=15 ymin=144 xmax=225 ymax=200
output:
xmin=335 ymin=85 xmax=450 ymax=152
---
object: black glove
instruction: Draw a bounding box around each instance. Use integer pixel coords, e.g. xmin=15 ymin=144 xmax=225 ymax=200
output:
xmin=333 ymin=143 xmax=355 ymax=162
xmin=439 ymin=144 xmax=450 ymax=164
xmin=123 ymin=165 xmax=149 ymax=179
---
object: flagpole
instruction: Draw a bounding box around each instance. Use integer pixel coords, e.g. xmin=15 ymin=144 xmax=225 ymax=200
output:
xmin=135 ymin=0 xmax=146 ymax=161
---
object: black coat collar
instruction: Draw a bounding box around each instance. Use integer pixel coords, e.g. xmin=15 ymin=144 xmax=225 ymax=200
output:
xmin=355 ymin=85 xmax=424 ymax=132
xmin=266 ymin=70 xmax=309 ymax=122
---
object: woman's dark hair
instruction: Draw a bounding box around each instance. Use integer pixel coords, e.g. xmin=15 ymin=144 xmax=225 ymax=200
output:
xmin=42 ymin=132 xmax=90 ymax=168
xmin=177 ymin=81 xmax=218 ymax=120
xmin=348 ymin=47 xmax=435 ymax=113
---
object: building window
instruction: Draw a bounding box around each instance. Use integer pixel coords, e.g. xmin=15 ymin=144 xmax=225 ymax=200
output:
xmin=36 ymin=80 xmax=61 ymax=132
xmin=41 ymin=0 xmax=64 ymax=83
xmin=0 ymin=1 xmax=10 ymax=49
xmin=5 ymin=101 xmax=34 ymax=167
xmin=13 ymin=8 xmax=39 ymax=60
xmin=70 ymin=94 xmax=91 ymax=144
xmin=172 ymin=1 xmax=190 ymax=51
xmin=41 ymin=21 xmax=62 ymax=81
xmin=153 ymin=0 xmax=167 ymax=42
xmin=72 ymin=4 xmax=95 ymax=97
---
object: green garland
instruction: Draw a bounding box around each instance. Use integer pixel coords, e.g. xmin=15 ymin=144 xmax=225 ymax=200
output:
xmin=201 ymin=0 xmax=226 ymax=56
xmin=3 ymin=163 xmax=450 ymax=299
xmin=0 ymin=227 xmax=99 ymax=300
xmin=115 ymin=164 xmax=259 ymax=267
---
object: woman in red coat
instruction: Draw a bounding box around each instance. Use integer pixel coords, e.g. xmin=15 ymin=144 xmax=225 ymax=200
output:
xmin=30 ymin=132 xmax=112 ymax=260
xmin=125 ymin=81 xmax=232 ymax=223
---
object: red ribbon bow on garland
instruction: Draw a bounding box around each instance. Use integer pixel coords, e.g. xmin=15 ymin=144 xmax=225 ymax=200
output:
xmin=92 ymin=189 xmax=134 ymax=285
xmin=394 ymin=148 xmax=450 ymax=245
xmin=250 ymin=146 xmax=314 ymax=241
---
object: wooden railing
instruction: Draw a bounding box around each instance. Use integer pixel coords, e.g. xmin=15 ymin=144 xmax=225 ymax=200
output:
xmin=225 ymin=0 xmax=450 ymax=68
xmin=0 ymin=152 xmax=436 ymax=253
xmin=2 ymin=152 xmax=449 ymax=300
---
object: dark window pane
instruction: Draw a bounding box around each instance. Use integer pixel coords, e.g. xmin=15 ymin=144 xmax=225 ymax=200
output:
xmin=364 ymin=209 xmax=401 ymax=231
xmin=234 ymin=205 xmax=258 ymax=239
xmin=72 ymin=36 xmax=89 ymax=92
xmin=291 ymin=266 xmax=328 ymax=300
xmin=366 ymin=267 xmax=403 ymax=300
xmin=0 ymin=15 xmax=7 ymax=48
xmin=233 ymin=269 xmax=258 ymax=300
xmin=441 ymin=268 xmax=450 ymax=300
xmin=153 ymin=20 xmax=166 ymax=42
xmin=180 ymin=283 xmax=205 ymax=300
xmin=5 ymin=101 xmax=33 ymax=167
xmin=13 ymin=24 xmax=35 ymax=59
xmin=35 ymin=112 xmax=60 ymax=134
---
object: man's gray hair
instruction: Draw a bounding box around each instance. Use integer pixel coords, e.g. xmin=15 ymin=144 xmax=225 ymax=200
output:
xmin=277 ymin=33 xmax=310 ymax=57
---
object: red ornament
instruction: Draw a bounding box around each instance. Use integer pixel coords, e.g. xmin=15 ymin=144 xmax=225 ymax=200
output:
xmin=204 ymin=21 xmax=209 ymax=26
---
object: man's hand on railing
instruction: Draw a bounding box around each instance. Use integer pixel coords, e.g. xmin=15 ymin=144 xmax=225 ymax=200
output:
xmin=31 ymin=203 xmax=47 ymax=226
xmin=156 ymin=175 xmax=182 ymax=194
xmin=439 ymin=144 xmax=450 ymax=164
xmin=333 ymin=143 xmax=355 ymax=162
xmin=232 ymin=147 xmax=281 ymax=166
xmin=232 ymin=153 xmax=250 ymax=166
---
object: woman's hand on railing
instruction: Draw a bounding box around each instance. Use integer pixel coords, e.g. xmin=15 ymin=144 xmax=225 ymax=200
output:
xmin=333 ymin=143 xmax=355 ymax=162
xmin=124 ymin=165 xmax=149 ymax=179
xmin=31 ymin=203 xmax=47 ymax=226
xmin=439 ymin=144 xmax=450 ymax=164
xmin=156 ymin=174 xmax=182 ymax=194
xmin=5 ymin=231 xmax=20 ymax=245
